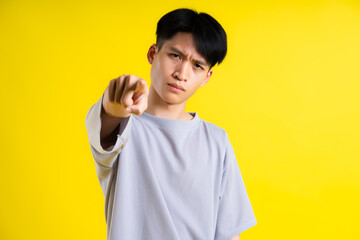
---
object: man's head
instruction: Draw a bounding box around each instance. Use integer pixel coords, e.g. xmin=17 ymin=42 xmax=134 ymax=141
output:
xmin=147 ymin=8 xmax=227 ymax=106
xmin=156 ymin=8 xmax=227 ymax=69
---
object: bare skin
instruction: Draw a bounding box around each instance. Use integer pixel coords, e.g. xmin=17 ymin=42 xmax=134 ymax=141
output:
xmin=100 ymin=32 xmax=212 ymax=148
xmin=100 ymin=74 xmax=149 ymax=149
xmin=145 ymin=33 xmax=212 ymax=120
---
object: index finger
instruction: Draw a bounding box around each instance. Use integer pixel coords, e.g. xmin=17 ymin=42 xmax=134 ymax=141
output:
xmin=134 ymin=79 xmax=148 ymax=93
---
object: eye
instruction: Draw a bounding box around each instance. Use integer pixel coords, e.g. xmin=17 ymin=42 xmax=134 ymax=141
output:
xmin=170 ymin=53 xmax=180 ymax=59
xmin=195 ymin=64 xmax=204 ymax=70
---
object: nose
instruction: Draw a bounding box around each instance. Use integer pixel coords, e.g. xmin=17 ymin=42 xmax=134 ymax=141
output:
xmin=173 ymin=61 xmax=190 ymax=81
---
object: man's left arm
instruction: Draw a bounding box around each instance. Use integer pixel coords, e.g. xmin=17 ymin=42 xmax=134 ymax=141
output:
xmin=215 ymin=132 xmax=256 ymax=239
xmin=229 ymin=235 xmax=240 ymax=240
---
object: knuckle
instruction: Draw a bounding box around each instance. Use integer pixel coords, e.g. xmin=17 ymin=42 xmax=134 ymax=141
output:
xmin=117 ymin=76 xmax=123 ymax=83
xmin=109 ymin=79 xmax=115 ymax=87
xmin=129 ymin=74 xmax=139 ymax=84
xmin=119 ymin=75 xmax=126 ymax=83
xmin=116 ymin=75 xmax=124 ymax=83
xmin=122 ymin=95 xmax=131 ymax=106
xmin=125 ymin=75 xmax=131 ymax=84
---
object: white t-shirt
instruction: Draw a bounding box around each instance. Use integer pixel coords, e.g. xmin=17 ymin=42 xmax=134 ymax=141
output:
xmin=85 ymin=95 xmax=257 ymax=240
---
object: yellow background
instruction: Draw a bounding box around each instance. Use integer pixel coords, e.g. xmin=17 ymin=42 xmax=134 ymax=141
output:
xmin=1 ymin=0 xmax=359 ymax=239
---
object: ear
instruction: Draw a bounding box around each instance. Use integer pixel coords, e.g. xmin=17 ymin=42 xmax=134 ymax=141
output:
xmin=147 ymin=44 xmax=158 ymax=64
xmin=200 ymin=68 xmax=213 ymax=87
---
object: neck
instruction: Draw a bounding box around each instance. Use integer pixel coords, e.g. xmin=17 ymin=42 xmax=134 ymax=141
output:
xmin=144 ymin=85 xmax=193 ymax=121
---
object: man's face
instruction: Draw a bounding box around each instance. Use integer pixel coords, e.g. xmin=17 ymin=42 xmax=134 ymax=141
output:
xmin=147 ymin=32 xmax=213 ymax=105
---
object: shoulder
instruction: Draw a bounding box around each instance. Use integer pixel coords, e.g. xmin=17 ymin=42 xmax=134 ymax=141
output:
xmin=199 ymin=119 xmax=231 ymax=149
xmin=201 ymin=119 xmax=227 ymax=136
xmin=200 ymin=119 xmax=235 ymax=170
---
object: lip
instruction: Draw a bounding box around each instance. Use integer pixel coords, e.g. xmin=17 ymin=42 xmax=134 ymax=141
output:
xmin=167 ymin=83 xmax=185 ymax=91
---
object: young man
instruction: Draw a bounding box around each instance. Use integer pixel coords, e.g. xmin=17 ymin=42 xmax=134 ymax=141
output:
xmin=85 ymin=8 xmax=257 ymax=240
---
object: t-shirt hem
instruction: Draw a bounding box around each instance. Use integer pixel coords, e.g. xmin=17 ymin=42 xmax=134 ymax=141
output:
xmin=215 ymin=218 xmax=257 ymax=240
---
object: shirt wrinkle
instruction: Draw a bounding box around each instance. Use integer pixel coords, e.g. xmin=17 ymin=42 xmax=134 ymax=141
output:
xmin=85 ymin=95 xmax=257 ymax=240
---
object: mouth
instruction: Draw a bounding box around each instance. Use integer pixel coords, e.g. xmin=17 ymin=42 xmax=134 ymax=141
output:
xmin=167 ymin=83 xmax=185 ymax=91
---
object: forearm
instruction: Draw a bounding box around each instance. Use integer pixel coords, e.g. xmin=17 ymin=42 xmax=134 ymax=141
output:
xmin=100 ymin=103 xmax=128 ymax=149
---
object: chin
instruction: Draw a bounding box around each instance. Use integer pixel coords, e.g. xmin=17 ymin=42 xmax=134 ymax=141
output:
xmin=162 ymin=95 xmax=184 ymax=105
xmin=160 ymin=92 xmax=188 ymax=105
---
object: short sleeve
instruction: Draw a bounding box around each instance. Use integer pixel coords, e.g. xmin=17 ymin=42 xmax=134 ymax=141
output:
xmin=214 ymin=134 xmax=257 ymax=240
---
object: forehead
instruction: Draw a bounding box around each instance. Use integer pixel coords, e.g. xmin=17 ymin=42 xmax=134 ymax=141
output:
xmin=160 ymin=32 xmax=208 ymax=63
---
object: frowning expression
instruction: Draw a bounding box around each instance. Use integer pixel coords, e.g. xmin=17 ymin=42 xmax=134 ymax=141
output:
xmin=147 ymin=32 xmax=213 ymax=105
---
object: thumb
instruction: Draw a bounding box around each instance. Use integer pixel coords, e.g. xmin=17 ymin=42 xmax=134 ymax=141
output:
xmin=126 ymin=106 xmax=141 ymax=115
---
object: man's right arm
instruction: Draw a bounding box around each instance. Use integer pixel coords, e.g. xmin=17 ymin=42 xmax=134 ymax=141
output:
xmin=100 ymin=103 xmax=128 ymax=150
xmin=98 ymin=74 xmax=149 ymax=150
xmin=85 ymin=74 xmax=149 ymax=168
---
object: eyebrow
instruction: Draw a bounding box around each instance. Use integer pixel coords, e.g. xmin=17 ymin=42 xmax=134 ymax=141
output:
xmin=169 ymin=47 xmax=208 ymax=67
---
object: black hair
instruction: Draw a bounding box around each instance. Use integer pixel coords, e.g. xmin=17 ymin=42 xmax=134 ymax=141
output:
xmin=156 ymin=8 xmax=227 ymax=69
